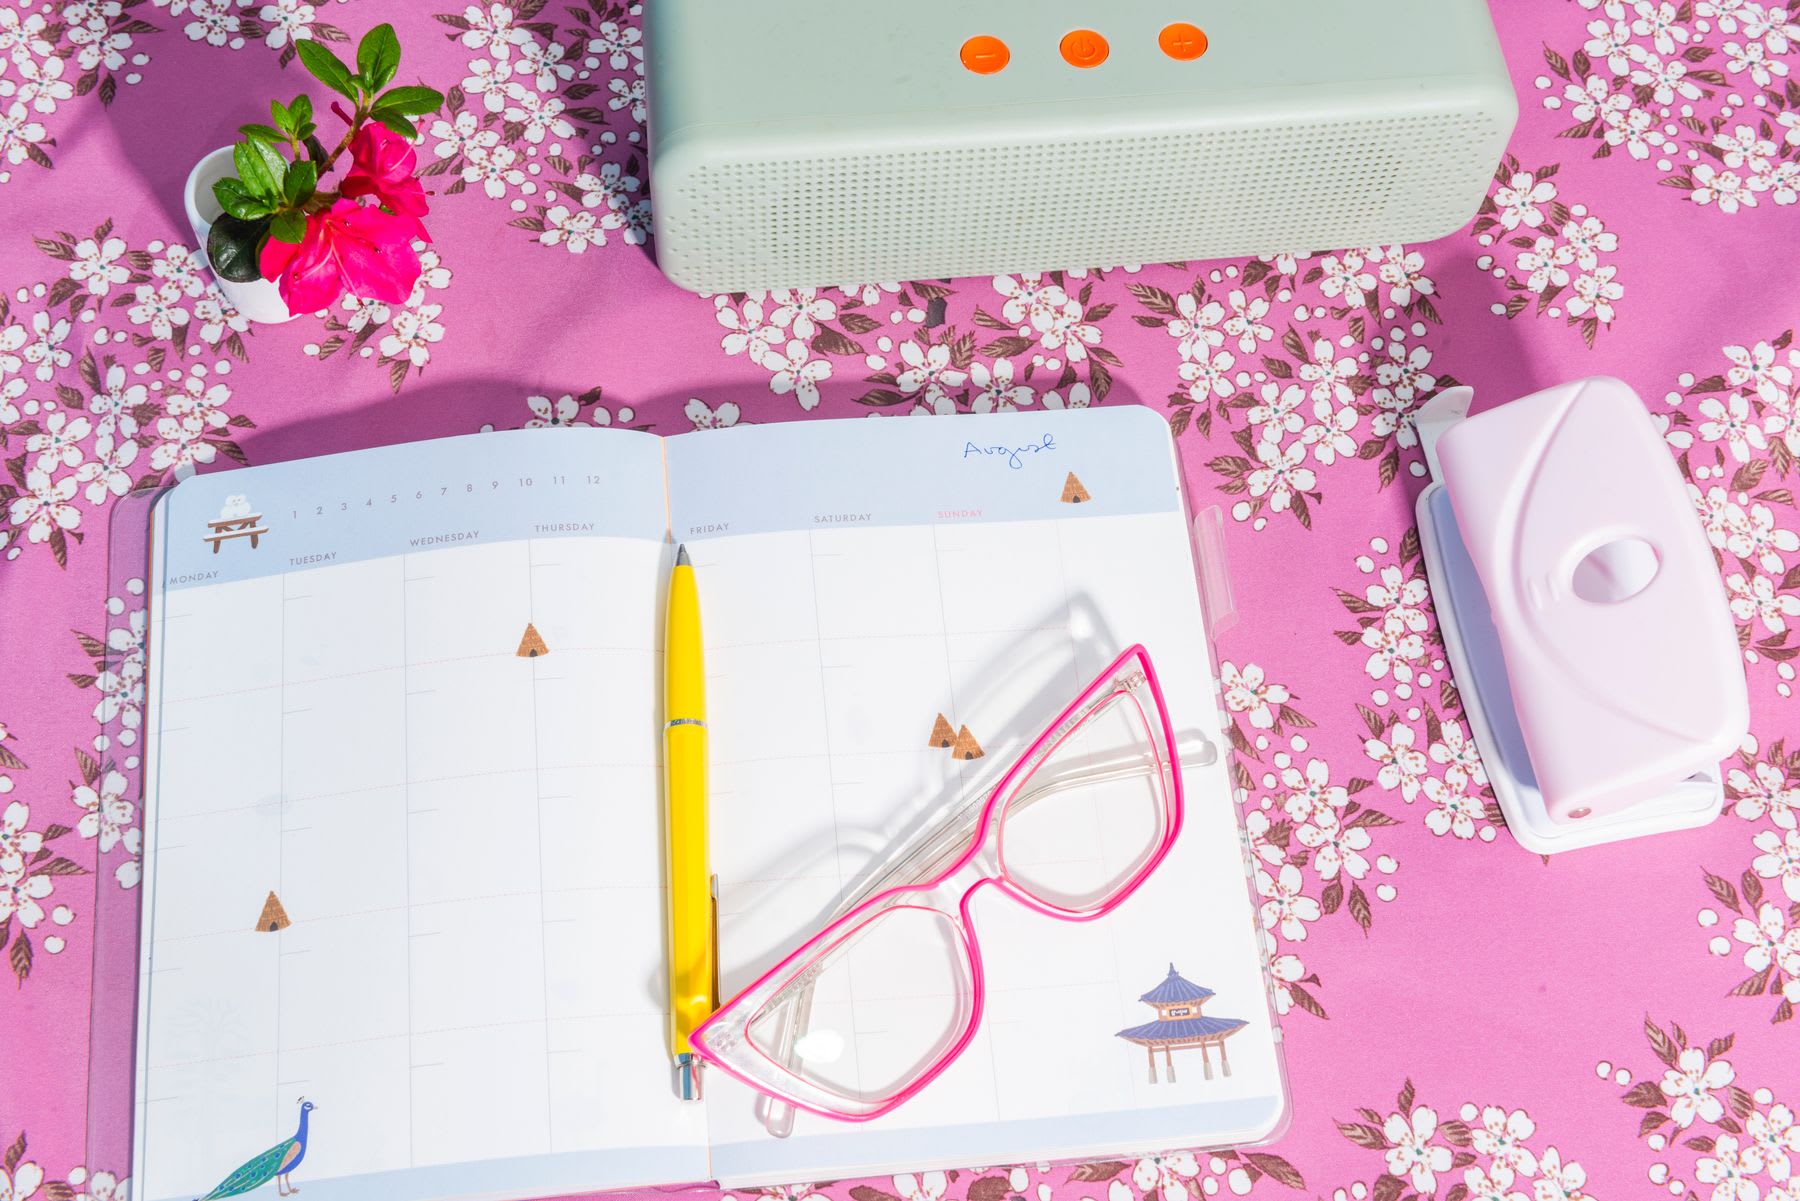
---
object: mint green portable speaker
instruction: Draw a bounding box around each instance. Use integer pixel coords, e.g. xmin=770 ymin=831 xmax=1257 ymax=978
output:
xmin=645 ymin=2 xmax=1517 ymax=294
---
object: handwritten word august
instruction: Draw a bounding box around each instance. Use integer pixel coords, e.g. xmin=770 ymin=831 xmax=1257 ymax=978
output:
xmin=963 ymin=434 xmax=1056 ymax=470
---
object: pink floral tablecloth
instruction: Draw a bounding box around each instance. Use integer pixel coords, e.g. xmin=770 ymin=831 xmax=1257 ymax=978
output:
xmin=4 ymin=1 xmax=1800 ymax=1200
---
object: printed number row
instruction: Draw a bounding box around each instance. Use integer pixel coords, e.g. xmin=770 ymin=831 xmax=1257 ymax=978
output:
xmin=288 ymin=475 xmax=603 ymax=517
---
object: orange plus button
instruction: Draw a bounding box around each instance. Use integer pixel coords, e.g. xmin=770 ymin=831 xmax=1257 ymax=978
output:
xmin=960 ymin=34 xmax=1011 ymax=74
xmin=1059 ymin=28 xmax=1110 ymax=68
xmin=1159 ymin=22 xmax=1209 ymax=61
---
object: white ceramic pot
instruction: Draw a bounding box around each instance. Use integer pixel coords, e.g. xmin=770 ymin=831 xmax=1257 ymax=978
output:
xmin=183 ymin=145 xmax=299 ymax=324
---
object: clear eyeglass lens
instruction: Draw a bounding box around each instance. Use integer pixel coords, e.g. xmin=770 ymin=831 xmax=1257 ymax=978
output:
xmin=998 ymin=685 xmax=1168 ymax=912
xmin=746 ymin=904 xmax=973 ymax=1105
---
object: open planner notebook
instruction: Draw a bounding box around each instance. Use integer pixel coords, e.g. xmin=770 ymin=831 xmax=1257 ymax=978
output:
xmin=134 ymin=407 xmax=1287 ymax=1201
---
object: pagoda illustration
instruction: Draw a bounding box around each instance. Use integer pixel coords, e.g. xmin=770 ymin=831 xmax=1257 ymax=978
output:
xmin=1116 ymin=964 xmax=1246 ymax=1083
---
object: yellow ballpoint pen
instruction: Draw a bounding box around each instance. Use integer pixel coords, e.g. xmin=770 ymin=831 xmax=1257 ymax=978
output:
xmin=664 ymin=544 xmax=717 ymax=1101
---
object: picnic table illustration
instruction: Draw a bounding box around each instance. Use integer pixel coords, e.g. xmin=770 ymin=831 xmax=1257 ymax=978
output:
xmin=204 ymin=496 xmax=268 ymax=552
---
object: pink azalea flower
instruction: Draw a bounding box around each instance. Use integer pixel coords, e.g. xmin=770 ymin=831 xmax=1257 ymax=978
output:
xmin=340 ymin=121 xmax=432 ymax=242
xmin=260 ymin=199 xmax=422 ymax=314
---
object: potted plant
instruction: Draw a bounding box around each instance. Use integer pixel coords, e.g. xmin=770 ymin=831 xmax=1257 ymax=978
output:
xmin=185 ymin=24 xmax=443 ymax=323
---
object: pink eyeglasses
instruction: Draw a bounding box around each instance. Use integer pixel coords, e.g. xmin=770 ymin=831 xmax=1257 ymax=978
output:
xmin=690 ymin=644 xmax=1184 ymax=1123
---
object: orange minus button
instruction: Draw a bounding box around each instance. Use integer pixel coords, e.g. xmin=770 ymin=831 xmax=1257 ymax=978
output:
xmin=1159 ymin=22 xmax=1209 ymax=60
xmin=1059 ymin=29 xmax=1110 ymax=68
xmin=960 ymin=34 xmax=1011 ymax=74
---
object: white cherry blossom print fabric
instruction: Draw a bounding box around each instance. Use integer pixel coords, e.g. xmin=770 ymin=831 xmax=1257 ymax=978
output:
xmin=1 ymin=2 xmax=1796 ymax=1200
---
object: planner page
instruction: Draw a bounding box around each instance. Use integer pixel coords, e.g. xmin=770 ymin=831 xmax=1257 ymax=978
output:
xmin=133 ymin=429 xmax=708 ymax=1201
xmin=668 ymin=410 xmax=1286 ymax=1185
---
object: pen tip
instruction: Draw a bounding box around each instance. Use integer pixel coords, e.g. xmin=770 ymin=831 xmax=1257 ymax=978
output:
xmin=676 ymin=544 xmax=690 ymax=566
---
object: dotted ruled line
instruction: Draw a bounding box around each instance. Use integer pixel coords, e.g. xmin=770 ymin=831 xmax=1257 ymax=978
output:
xmin=163 ymin=625 xmax=1072 ymax=708
xmin=146 ymin=1007 xmax=662 ymax=1072
xmin=155 ymin=758 xmax=658 ymax=821
xmin=151 ymin=881 xmax=662 ymax=945
xmin=161 ymin=643 xmax=658 ymax=706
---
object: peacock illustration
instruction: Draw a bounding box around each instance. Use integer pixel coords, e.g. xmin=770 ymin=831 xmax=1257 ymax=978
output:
xmin=196 ymin=1098 xmax=315 ymax=1199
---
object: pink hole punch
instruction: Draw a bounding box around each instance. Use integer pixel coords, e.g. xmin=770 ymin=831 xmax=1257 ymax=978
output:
xmin=1415 ymin=377 xmax=1750 ymax=854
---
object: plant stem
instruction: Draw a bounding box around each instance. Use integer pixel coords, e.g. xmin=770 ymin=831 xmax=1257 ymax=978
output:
xmin=292 ymin=104 xmax=368 ymax=216
xmin=317 ymin=107 xmax=366 ymax=178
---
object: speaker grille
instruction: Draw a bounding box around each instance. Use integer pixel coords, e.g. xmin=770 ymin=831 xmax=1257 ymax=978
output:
xmin=658 ymin=109 xmax=1507 ymax=292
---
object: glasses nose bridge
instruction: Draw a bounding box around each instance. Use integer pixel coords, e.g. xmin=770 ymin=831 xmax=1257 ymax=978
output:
xmin=919 ymin=840 xmax=1003 ymax=915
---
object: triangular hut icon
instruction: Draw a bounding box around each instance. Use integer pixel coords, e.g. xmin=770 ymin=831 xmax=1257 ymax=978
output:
xmin=929 ymin=713 xmax=956 ymax=749
xmin=255 ymin=891 xmax=291 ymax=933
xmin=951 ymin=725 xmax=985 ymax=760
xmin=516 ymin=623 xmax=549 ymax=658
xmin=1061 ymin=472 xmax=1092 ymax=504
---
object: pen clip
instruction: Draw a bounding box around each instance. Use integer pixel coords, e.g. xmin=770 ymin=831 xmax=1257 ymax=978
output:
xmin=709 ymin=873 xmax=721 ymax=1009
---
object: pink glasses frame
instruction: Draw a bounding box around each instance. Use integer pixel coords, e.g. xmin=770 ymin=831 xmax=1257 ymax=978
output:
xmin=689 ymin=644 xmax=1185 ymax=1123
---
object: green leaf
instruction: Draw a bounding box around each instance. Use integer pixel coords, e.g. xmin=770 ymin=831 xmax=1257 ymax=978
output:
xmin=207 ymin=214 xmax=270 ymax=284
xmin=247 ymin=134 xmax=288 ymax=192
xmin=268 ymin=209 xmax=307 ymax=245
xmin=358 ymin=24 xmax=402 ymax=91
xmin=372 ymin=111 xmax=418 ymax=138
xmin=232 ymin=140 xmax=279 ymax=202
xmin=269 ymin=98 xmax=315 ymax=143
xmin=283 ymin=159 xmax=317 ymax=204
xmin=373 ymin=85 xmax=444 ymax=116
xmin=282 ymin=101 xmax=316 ymax=142
xmin=296 ymin=39 xmax=358 ymax=100
xmin=239 ymin=122 xmax=285 ymax=144
xmin=212 ymin=177 xmax=272 ymax=221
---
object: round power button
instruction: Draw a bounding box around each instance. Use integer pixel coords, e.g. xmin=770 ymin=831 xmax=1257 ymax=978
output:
xmin=1059 ymin=29 xmax=1110 ymax=68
